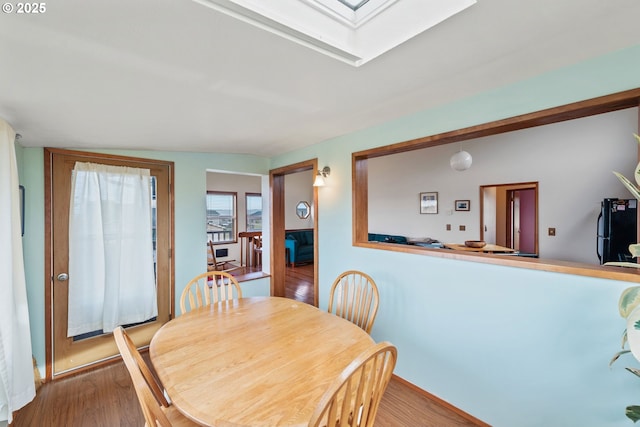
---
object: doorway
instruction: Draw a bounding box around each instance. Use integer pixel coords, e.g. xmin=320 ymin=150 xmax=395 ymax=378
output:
xmin=44 ymin=148 xmax=174 ymax=379
xmin=270 ymin=159 xmax=318 ymax=306
xmin=480 ymin=182 xmax=538 ymax=256
xmin=205 ymin=170 xmax=263 ymax=270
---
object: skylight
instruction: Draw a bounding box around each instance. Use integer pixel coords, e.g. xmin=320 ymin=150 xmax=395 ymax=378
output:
xmin=337 ymin=0 xmax=369 ymax=11
xmin=192 ymin=0 xmax=476 ymax=66
xmin=306 ymin=0 xmax=398 ymax=27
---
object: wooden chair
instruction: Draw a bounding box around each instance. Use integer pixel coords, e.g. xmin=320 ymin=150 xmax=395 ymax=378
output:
xmin=113 ymin=326 xmax=199 ymax=427
xmin=308 ymin=341 xmax=397 ymax=427
xmin=328 ymin=270 xmax=380 ymax=334
xmin=179 ymin=271 xmax=243 ymax=314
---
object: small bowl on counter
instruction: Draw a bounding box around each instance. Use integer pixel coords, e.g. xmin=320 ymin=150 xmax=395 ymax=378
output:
xmin=464 ymin=240 xmax=486 ymax=248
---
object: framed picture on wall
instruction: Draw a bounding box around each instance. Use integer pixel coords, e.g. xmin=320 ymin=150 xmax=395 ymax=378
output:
xmin=455 ymin=200 xmax=470 ymax=211
xmin=419 ymin=192 xmax=438 ymax=214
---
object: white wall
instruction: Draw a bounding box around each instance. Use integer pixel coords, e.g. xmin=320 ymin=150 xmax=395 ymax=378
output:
xmin=285 ymin=170 xmax=314 ymax=230
xmin=368 ymin=107 xmax=639 ymax=264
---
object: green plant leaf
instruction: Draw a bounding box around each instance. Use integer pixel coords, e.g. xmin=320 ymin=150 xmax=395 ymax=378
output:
xmin=620 ymin=287 xmax=640 ymax=318
xmin=631 ymin=134 xmax=640 ymax=187
xmin=634 ymin=133 xmax=640 ymax=187
xmin=613 ymin=171 xmax=640 ymax=201
xmin=627 ymin=305 xmax=640 ymax=361
xmin=626 ymin=367 xmax=640 ymax=378
xmin=627 ymin=405 xmax=640 ymax=422
xmin=610 ymin=350 xmax=631 ymax=366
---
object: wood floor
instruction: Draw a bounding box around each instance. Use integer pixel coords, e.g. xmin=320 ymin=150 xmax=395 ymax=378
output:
xmin=11 ymin=354 xmax=487 ymax=427
xmin=230 ymin=262 xmax=314 ymax=305
xmin=284 ymin=262 xmax=315 ymax=305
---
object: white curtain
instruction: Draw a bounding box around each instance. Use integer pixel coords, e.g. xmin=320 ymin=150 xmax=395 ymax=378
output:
xmin=0 ymin=119 xmax=35 ymax=423
xmin=67 ymin=162 xmax=157 ymax=337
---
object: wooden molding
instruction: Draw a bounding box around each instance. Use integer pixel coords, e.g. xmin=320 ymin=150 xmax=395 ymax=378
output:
xmin=352 ymin=88 xmax=640 ymax=283
xmin=43 ymin=148 xmax=175 ymax=380
xmin=269 ymin=159 xmax=319 ymax=306
xmin=353 ymin=88 xmax=640 ymax=160
xmin=391 ymin=374 xmax=491 ymax=427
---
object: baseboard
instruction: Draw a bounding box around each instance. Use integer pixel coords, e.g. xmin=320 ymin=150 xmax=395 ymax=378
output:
xmin=392 ymin=374 xmax=491 ymax=427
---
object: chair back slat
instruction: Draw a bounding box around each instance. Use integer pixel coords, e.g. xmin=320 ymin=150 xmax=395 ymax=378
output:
xmin=308 ymin=341 xmax=397 ymax=427
xmin=180 ymin=271 xmax=243 ymax=314
xmin=328 ymin=270 xmax=379 ymax=334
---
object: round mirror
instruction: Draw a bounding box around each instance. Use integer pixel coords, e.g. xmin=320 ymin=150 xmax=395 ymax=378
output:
xmin=296 ymin=201 xmax=310 ymax=219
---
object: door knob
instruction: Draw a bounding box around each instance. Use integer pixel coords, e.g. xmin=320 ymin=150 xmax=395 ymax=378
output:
xmin=56 ymin=273 xmax=69 ymax=281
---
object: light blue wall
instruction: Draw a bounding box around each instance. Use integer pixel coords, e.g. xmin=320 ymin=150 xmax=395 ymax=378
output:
xmin=270 ymin=44 xmax=640 ymax=426
xmin=15 ymin=43 xmax=640 ymax=426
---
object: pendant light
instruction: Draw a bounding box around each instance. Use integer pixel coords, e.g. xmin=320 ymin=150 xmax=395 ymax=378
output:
xmin=450 ymin=149 xmax=472 ymax=171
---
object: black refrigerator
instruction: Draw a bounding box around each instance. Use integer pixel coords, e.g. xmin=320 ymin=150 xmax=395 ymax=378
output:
xmin=597 ymin=198 xmax=638 ymax=264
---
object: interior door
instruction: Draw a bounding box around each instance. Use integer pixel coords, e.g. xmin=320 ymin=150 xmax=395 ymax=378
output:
xmin=45 ymin=148 xmax=174 ymax=378
xmin=515 ymin=188 xmax=536 ymax=254
xmin=481 ymin=182 xmax=538 ymax=255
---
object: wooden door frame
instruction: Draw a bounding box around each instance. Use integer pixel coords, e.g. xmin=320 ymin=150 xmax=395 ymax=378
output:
xmin=44 ymin=148 xmax=175 ymax=380
xmin=270 ymin=159 xmax=318 ymax=306
xmin=480 ymin=182 xmax=538 ymax=254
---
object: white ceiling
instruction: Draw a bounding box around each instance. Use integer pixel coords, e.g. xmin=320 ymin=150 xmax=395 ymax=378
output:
xmin=194 ymin=0 xmax=476 ymax=65
xmin=1 ymin=0 xmax=639 ymax=157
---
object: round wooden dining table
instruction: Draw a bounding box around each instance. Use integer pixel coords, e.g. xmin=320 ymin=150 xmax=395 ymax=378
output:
xmin=149 ymin=296 xmax=375 ymax=427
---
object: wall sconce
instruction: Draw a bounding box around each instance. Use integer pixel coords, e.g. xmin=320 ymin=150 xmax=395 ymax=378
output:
xmin=313 ymin=166 xmax=331 ymax=187
xmin=450 ymin=149 xmax=472 ymax=171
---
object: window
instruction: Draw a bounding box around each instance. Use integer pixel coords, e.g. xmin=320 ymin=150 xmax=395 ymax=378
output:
xmin=246 ymin=193 xmax=262 ymax=232
xmin=206 ymin=191 xmax=237 ymax=243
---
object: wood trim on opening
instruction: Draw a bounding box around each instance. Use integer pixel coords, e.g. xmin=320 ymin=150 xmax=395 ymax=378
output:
xmin=353 ymin=88 xmax=640 ymax=284
xmin=43 ymin=147 xmax=175 ymax=380
xmin=270 ymin=159 xmax=319 ymax=306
